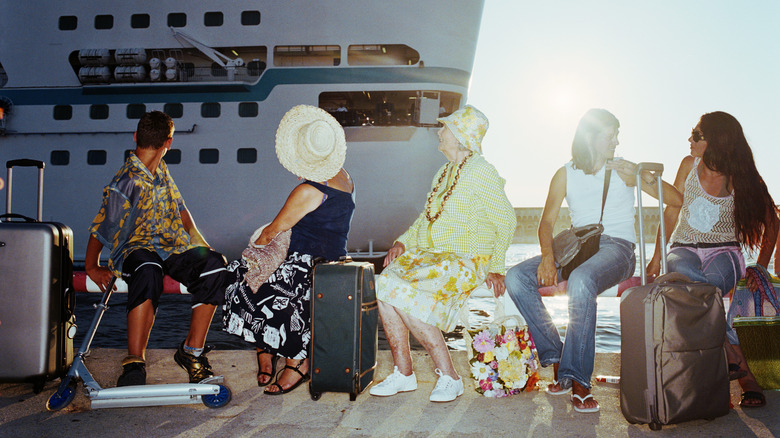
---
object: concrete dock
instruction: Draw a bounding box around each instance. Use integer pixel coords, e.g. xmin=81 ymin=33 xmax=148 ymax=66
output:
xmin=0 ymin=350 xmax=777 ymax=437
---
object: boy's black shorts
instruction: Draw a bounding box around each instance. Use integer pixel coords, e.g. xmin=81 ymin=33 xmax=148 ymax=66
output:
xmin=121 ymin=247 xmax=228 ymax=312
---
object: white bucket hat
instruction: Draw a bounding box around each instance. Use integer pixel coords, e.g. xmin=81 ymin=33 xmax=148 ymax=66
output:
xmin=275 ymin=105 xmax=347 ymax=181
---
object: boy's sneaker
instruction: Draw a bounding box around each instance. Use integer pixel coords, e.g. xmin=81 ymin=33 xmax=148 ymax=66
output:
xmin=429 ymin=369 xmax=463 ymax=402
xmin=173 ymin=342 xmax=214 ymax=383
xmin=369 ymin=366 xmax=417 ymax=396
xmin=117 ymin=356 xmax=146 ymax=387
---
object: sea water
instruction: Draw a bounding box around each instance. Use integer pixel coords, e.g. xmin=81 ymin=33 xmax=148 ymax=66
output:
xmin=74 ymin=243 xmax=764 ymax=353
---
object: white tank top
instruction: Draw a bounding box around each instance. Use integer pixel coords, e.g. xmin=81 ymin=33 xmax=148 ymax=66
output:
xmin=565 ymin=161 xmax=636 ymax=242
xmin=670 ymin=157 xmax=737 ymax=244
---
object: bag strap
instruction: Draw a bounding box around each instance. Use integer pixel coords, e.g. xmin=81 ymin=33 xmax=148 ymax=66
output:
xmin=598 ymin=169 xmax=611 ymax=224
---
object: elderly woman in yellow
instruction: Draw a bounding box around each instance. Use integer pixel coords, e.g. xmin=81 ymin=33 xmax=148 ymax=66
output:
xmin=369 ymin=105 xmax=516 ymax=403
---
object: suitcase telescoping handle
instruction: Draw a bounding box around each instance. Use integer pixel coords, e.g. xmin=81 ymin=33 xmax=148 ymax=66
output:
xmin=635 ymin=162 xmax=667 ymax=285
xmin=6 ymin=159 xmax=45 ymax=221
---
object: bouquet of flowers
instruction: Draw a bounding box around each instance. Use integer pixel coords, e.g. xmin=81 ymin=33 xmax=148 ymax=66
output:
xmin=468 ymin=318 xmax=540 ymax=397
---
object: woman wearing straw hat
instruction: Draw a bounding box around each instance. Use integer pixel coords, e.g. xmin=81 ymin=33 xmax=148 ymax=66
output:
xmin=369 ymin=105 xmax=517 ymax=402
xmin=222 ymin=105 xmax=354 ymax=395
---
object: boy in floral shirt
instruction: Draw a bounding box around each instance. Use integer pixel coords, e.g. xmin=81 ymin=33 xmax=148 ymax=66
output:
xmin=85 ymin=111 xmax=228 ymax=386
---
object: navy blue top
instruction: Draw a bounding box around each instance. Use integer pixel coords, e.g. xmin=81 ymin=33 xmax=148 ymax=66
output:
xmin=289 ymin=180 xmax=355 ymax=260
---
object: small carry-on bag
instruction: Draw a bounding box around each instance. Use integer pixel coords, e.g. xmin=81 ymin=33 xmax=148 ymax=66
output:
xmin=619 ymin=163 xmax=729 ymax=430
xmin=309 ymin=259 xmax=378 ymax=401
xmin=0 ymin=159 xmax=75 ymax=393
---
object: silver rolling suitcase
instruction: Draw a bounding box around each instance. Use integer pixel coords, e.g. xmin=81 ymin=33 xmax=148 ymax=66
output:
xmin=619 ymin=163 xmax=729 ymax=429
xmin=0 ymin=159 xmax=75 ymax=393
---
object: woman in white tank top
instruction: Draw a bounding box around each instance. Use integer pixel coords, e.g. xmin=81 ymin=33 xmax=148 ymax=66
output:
xmin=505 ymin=109 xmax=681 ymax=413
xmin=647 ymin=111 xmax=778 ymax=408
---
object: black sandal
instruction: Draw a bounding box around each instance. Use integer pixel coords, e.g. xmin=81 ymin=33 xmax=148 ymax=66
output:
xmin=740 ymin=391 xmax=766 ymax=408
xmin=728 ymin=363 xmax=748 ymax=381
xmin=264 ymin=361 xmax=310 ymax=395
xmin=256 ymin=350 xmax=276 ymax=387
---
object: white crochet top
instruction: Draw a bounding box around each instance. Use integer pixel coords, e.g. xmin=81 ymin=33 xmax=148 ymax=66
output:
xmin=670 ymin=158 xmax=737 ymax=244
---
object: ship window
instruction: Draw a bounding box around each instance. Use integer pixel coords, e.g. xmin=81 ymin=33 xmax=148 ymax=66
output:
xmin=247 ymin=60 xmax=266 ymax=76
xmin=241 ymin=11 xmax=261 ymax=26
xmin=238 ymin=102 xmax=258 ymax=118
xmin=201 ymin=103 xmax=221 ymax=118
xmin=210 ymin=62 xmax=227 ymax=77
xmin=126 ymin=104 xmax=146 ymax=119
xmin=90 ymin=104 xmax=109 ymax=120
xmin=348 ymin=44 xmax=420 ymax=66
xmin=204 ymin=12 xmax=223 ymax=27
xmin=274 ymin=45 xmax=341 ymax=67
xmin=168 ymin=13 xmax=187 ymax=28
xmin=50 ymin=150 xmax=70 ymax=166
xmin=94 ymin=15 xmax=114 ymax=30
xmin=318 ymin=90 xmax=462 ymax=127
xmin=53 ymin=105 xmax=73 ymax=120
xmin=164 ymin=103 xmax=183 ymax=118
xmin=166 ymin=149 xmax=182 ymax=164
xmin=199 ymin=148 xmax=219 ymax=164
xmin=131 ymin=14 xmax=150 ymax=29
xmin=59 ymin=16 xmax=78 ymax=31
xmin=237 ymin=148 xmax=257 ymax=163
xmin=87 ymin=150 xmax=107 ymax=165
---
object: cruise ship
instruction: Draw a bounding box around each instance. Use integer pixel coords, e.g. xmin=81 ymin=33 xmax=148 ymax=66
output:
xmin=0 ymin=0 xmax=485 ymax=262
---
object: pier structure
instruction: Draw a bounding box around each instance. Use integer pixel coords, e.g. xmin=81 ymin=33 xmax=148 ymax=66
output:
xmin=513 ymin=207 xmax=662 ymax=244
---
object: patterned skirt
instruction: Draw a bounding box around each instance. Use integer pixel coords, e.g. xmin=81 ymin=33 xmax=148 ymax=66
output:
xmin=377 ymin=248 xmax=490 ymax=332
xmin=222 ymin=251 xmax=313 ymax=360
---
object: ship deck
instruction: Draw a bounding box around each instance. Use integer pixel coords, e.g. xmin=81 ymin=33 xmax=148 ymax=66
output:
xmin=0 ymin=349 xmax=777 ymax=437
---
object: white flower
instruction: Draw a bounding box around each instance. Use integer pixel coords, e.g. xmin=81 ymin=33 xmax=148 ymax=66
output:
xmin=494 ymin=346 xmax=510 ymax=361
xmin=471 ymin=362 xmax=491 ymax=381
xmin=511 ymin=373 xmax=529 ymax=389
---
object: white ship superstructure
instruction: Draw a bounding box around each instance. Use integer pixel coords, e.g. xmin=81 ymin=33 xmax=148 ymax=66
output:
xmin=0 ymin=0 xmax=484 ymax=261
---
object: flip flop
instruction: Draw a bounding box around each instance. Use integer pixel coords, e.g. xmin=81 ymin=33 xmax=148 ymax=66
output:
xmin=740 ymin=391 xmax=766 ymax=408
xmin=545 ymin=380 xmax=571 ymax=396
xmin=571 ymin=393 xmax=600 ymax=413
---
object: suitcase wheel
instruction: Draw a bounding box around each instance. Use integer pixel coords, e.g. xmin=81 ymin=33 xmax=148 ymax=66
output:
xmin=310 ymin=391 xmax=322 ymax=401
xmin=33 ymin=377 xmax=46 ymax=394
xmin=349 ymin=392 xmax=357 ymax=401
xmin=649 ymin=422 xmax=662 ymax=431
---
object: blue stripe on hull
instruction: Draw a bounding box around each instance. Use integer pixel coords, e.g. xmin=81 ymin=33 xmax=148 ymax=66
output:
xmin=0 ymin=67 xmax=470 ymax=105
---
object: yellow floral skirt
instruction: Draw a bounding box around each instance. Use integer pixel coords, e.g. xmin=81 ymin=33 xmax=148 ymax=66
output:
xmin=377 ymin=248 xmax=490 ymax=332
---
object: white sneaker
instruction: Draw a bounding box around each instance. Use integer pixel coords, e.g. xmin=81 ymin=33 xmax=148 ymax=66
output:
xmin=429 ymin=369 xmax=464 ymax=402
xmin=369 ymin=366 xmax=417 ymax=396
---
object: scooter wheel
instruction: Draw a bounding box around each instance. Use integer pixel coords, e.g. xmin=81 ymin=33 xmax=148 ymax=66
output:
xmin=46 ymin=382 xmax=77 ymax=411
xmin=202 ymin=384 xmax=231 ymax=408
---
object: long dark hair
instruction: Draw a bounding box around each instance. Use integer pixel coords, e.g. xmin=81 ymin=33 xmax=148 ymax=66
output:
xmin=571 ymin=108 xmax=619 ymax=174
xmin=700 ymin=111 xmax=778 ymax=249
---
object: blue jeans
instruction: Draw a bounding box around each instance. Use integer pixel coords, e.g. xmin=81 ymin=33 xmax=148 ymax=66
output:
xmin=667 ymin=246 xmax=744 ymax=344
xmin=505 ymin=235 xmax=635 ymax=389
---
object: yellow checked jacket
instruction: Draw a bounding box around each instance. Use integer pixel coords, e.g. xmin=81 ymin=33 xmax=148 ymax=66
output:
xmin=396 ymin=154 xmax=516 ymax=275
xmin=89 ymin=153 xmax=195 ymax=276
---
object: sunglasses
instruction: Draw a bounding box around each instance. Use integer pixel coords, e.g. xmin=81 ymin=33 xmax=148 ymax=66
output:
xmin=691 ymin=129 xmax=705 ymax=142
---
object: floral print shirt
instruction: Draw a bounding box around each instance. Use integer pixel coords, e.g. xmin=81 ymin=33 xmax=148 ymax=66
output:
xmin=89 ymin=152 xmax=194 ymax=276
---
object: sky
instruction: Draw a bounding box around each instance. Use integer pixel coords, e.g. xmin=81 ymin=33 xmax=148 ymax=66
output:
xmin=468 ymin=0 xmax=780 ymax=207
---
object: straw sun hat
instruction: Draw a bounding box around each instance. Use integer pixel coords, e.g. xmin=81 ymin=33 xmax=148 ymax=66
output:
xmin=275 ymin=105 xmax=346 ymax=182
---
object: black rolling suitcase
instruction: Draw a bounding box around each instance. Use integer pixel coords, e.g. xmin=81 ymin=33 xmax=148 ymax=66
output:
xmin=619 ymin=163 xmax=729 ymax=430
xmin=0 ymin=159 xmax=75 ymax=393
xmin=309 ymin=259 xmax=378 ymax=401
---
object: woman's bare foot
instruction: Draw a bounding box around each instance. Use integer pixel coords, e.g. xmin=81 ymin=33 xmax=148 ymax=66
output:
xmin=264 ymin=359 xmax=309 ymax=395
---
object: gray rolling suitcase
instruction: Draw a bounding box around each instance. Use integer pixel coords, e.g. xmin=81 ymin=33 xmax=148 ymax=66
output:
xmin=619 ymin=163 xmax=729 ymax=429
xmin=0 ymin=159 xmax=75 ymax=393
xmin=309 ymin=259 xmax=378 ymax=401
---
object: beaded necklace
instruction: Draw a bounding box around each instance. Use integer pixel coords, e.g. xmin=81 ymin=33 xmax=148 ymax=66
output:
xmin=425 ymin=153 xmax=471 ymax=222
